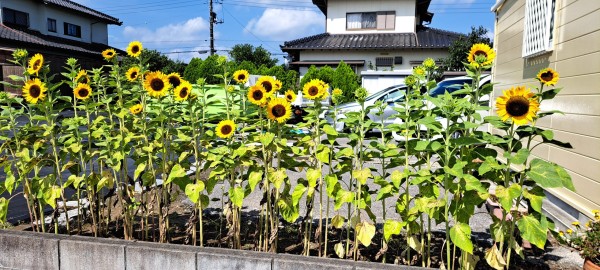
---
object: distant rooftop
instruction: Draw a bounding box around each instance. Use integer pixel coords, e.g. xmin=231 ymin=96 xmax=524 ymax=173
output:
xmin=40 ymin=0 xmax=122 ymax=25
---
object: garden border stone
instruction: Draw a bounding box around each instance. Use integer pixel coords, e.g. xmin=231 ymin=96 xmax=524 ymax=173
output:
xmin=0 ymin=230 xmax=431 ymax=270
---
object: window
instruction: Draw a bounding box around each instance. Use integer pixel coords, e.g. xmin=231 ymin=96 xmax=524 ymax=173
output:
xmin=375 ymin=57 xmax=394 ymax=67
xmin=347 ymin=11 xmax=394 ymax=30
xmin=2 ymin=8 xmax=29 ymax=27
xmin=48 ymin=18 xmax=57 ymax=33
xmin=64 ymin=22 xmax=81 ymax=38
xmin=376 ymin=11 xmax=395 ymax=30
xmin=522 ymin=0 xmax=556 ymax=57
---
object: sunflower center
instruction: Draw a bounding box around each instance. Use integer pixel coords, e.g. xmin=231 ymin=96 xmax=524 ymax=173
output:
xmin=180 ymin=88 xmax=189 ymax=98
xmin=262 ymin=82 xmax=273 ymax=92
xmin=130 ymin=72 xmax=138 ymax=79
xmin=33 ymin=60 xmax=41 ymax=70
xmin=308 ymin=86 xmax=319 ymax=96
xmin=272 ymin=104 xmax=286 ymax=118
xmin=238 ymin=74 xmax=246 ymax=80
xmin=252 ymin=90 xmax=263 ymax=100
xmin=78 ymin=88 xmax=89 ymax=97
xmin=29 ymin=85 xmax=41 ymax=98
xmin=286 ymin=94 xmax=293 ymax=100
xmin=506 ymin=96 xmax=530 ymax=117
xmin=540 ymin=71 xmax=554 ymax=81
xmin=132 ymin=46 xmax=140 ymax=54
xmin=474 ymin=50 xmax=488 ymax=59
xmin=150 ymin=79 xmax=164 ymax=91
xmin=220 ymin=125 xmax=232 ymax=135
xmin=108 ymin=52 xmax=114 ymax=56
xmin=169 ymin=77 xmax=181 ymax=87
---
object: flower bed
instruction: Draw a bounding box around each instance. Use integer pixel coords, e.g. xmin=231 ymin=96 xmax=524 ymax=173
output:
xmin=0 ymin=43 xmax=575 ymax=269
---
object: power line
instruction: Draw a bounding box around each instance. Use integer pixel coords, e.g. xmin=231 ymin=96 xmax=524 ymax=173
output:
xmin=221 ymin=6 xmax=281 ymax=53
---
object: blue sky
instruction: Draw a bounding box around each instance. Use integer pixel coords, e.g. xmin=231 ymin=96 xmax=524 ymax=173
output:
xmin=73 ymin=0 xmax=497 ymax=63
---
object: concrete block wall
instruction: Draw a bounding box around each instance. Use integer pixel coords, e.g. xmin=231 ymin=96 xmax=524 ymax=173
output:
xmin=0 ymin=230 xmax=429 ymax=270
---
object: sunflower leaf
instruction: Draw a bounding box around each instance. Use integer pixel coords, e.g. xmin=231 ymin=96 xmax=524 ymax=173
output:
xmin=541 ymin=88 xmax=562 ymax=100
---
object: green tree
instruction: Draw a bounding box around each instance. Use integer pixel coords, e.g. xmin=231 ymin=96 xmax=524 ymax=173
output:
xmin=331 ymin=61 xmax=360 ymax=104
xmin=234 ymin=60 xmax=257 ymax=74
xmin=229 ymin=44 xmax=278 ymax=68
xmin=183 ymin=57 xmax=203 ymax=83
xmin=123 ymin=49 xmax=187 ymax=74
xmin=300 ymin=65 xmax=321 ymax=86
xmin=442 ymin=26 xmax=492 ymax=71
xmin=198 ymin=55 xmax=224 ymax=84
xmin=318 ymin=66 xmax=334 ymax=85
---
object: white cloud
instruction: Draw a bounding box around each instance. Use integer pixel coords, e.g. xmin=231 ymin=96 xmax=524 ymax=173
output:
xmin=245 ymin=9 xmax=324 ymax=41
xmin=122 ymin=17 xmax=209 ymax=43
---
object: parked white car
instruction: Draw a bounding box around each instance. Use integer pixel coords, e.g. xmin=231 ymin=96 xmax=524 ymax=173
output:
xmin=322 ymin=84 xmax=410 ymax=132
xmin=391 ymin=75 xmax=492 ymax=141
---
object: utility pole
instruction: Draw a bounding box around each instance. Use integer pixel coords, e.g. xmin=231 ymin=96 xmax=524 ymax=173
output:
xmin=209 ymin=0 xmax=215 ymax=55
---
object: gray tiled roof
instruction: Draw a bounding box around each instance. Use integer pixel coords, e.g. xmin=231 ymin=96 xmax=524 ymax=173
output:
xmin=281 ymin=27 xmax=464 ymax=51
xmin=42 ymin=0 xmax=121 ymax=25
xmin=0 ymin=24 xmax=123 ymax=56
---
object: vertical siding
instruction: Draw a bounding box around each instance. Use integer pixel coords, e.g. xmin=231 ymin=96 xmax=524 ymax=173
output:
xmin=492 ymin=0 xmax=600 ymax=216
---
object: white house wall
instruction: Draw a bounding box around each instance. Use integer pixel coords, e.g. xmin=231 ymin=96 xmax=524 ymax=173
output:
xmin=326 ymin=0 xmax=416 ymax=34
xmin=1 ymin=0 xmax=109 ymax=44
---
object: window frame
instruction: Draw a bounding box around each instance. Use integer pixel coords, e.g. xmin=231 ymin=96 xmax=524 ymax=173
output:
xmin=63 ymin=22 xmax=81 ymax=38
xmin=346 ymin=11 xmax=394 ymax=30
xmin=48 ymin=18 xmax=57 ymax=33
xmin=2 ymin=8 xmax=29 ymax=27
xmin=522 ymin=0 xmax=556 ymax=58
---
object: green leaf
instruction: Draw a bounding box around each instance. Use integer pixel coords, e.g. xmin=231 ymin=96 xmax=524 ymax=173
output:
xmin=450 ymin=222 xmax=474 ymax=254
xmin=526 ymin=159 xmax=575 ymax=191
xmin=494 ymin=184 xmax=521 ymax=212
xmin=383 ymin=219 xmax=404 ymax=241
xmin=325 ymin=174 xmax=339 ymax=197
xmin=334 ymin=189 xmax=354 ymax=210
xmin=322 ymin=124 xmax=338 ymax=136
xmin=306 ymin=168 xmax=321 ymax=188
xmin=259 ymin=132 xmax=275 ymax=146
xmin=185 ymin=182 xmax=205 ymax=204
xmin=541 ymin=88 xmax=561 ymax=100
xmin=407 ymin=235 xmax=423 ymax=253
xmin=517 ymin=215 xmax=548 ymax=249
xmin=230 ymin=186 xmax=244 ymax=208
xmin=134 ymin=163 xmax=146 ymax=181
xmin=4 ymin=165 xmax=15 ymax=194
xmin=334 ymin=243 xmax=345 ymax=258
xmin=510 ymin=148 xmax=530 ymax=165
xmin=331 ymin=214 xmax=345 ymax=229
xmin=390 ymin=169 xmax=407 ymax=188
xmin=291 ymin=183 xmax=307 ymax=206
xmin=268 ymin=168 xmax=287 ymax=190
xmin=166 ymin=164 xmax=187 ymax=185
xmin=97 ymin=172 xmax=114 ymax=192
xmin=355 ymin=221 xmax=376 ymax=247
xmin=523 ymin=186 xmax=545 ymax=213
xmin=247 ymin=170 xmax=263 ymax=193
xmin=0 ymin=197 xmax=8 ymax=223
xmin=376 ymin=184 xmax=394 ymax=201
xmin=353 ymin=168 xmax=371 ymax=185
xmin=277 ymin=197 xmax=299 ymax=223
xmin=444 ymin=161 xmax=467 ymax=178
xmin=485 ymin=245 xmax=506 ymax=270
xmin=316 ymin=146 xmax=330 ymax=163
xmin=335 ymin=147 xmax=354 ymax=158
xmin=462 ymin=175 xmax=486 ymax=193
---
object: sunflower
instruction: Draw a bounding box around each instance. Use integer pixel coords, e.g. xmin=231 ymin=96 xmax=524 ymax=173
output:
xmin=273 ymin=79 xmax=283 ymax=91
xmin=129 ymin=104 xmax=143 ymax=115
xmin=302 ymin=79 xmax=324 ymax=100
xmin=216 ymin=119 xmax=236 ymax=139
xmin=247 ymin=85 xmax=268 ymax=106
xmin=266 ymin=98 xmax=292 ymax=123
xmin=467 ymin=43 xmax=496 ymax=67
xmin=13 ymin=49 xmax=28 ymax=60
xmin=126 ymin=67 xmax=140 ymax=82
xmin=413 ymin=66 xmax=425 ymax=76
xmin=22 ymin=78 xmax=47 ymax=104
xmin=27 ymin=53 xmax=44 ymax=75
xmin=423 ymin=58 xmax=436 ymax=69
xmin=73 ymin=83 xmax=92 ymax=100
xmin=143 ymin=71 xmax=171 ymax=98
xmin=75 ymin=70 xmax=90 ymax=84
xmin=174 ymin=80 xmax=192 ymax=101
xmin=536 ymin=68 xmax=559 ymax=86
xmin=284 ymin=90 xmax=296 ymax=102
xmin=233 ymin=70 xmax=249 ymax=84
xmin=127 ymin=41 xmax=143 ymax=58
xmin=167 ymin=73 xmax=182 ymax=88
xmin=256 ymin=76 xmax=276 ymax=94
xmin=102 ymin=49 xmax=117 ymax=60
xmin=495 ymin=86 xmax=540 ymax=126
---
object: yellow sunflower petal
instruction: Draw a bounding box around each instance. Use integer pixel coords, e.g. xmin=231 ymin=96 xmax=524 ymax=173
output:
xmin=73 ymin=83 xmax=92 ymax=100
xmin=27 ymin=53 xmax=44 ymax=75
xmin=467 ymin=43 xmax=496 ymax=67
xmin=127 ymin=41 xmax=143 ymax=58
xmin=302 ymin=79 xmax=325 ymax=100
xmin=266 ymin=98 xmax=292 ymax=124
xmin=537 ymin=68 xmax=559 ymax=86
xmin=143 ymin=71 xmax=171 ymax=98
xmin=22 ymin=78 xmax=47 ymax=104
xmin=129 ymin=104 xmax=143 ymax=115
xmin=216 ymin=119 xmax=236 ymax=139
xmin=495 ymin=86 xmax=539 ymax=125
xmin=256 ymin=76 xmax=276 ymax=94
xmin=233 ymin=70 xmax=250 ymax=84
xmin=126 ymin=67 xmax=140 ymax=82
xmin=174 ymin=80 xmax=192 ymax=101
xmin=247 ymin=85 xmax=267 ymax=106
xmin=102 ymin=49 xmax=117 ymax=60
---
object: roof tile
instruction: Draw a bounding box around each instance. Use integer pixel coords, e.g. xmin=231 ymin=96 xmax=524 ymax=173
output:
xmin=42 ymin=0 xmax=121 ymax=25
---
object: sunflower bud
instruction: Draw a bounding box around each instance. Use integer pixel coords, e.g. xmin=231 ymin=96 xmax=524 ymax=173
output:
xmin=354 ymin=87 xmax=368 ymax=103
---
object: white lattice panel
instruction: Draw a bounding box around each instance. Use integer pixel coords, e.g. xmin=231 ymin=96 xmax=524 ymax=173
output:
xmin=523 ymin=0 xmax=554 ymax=57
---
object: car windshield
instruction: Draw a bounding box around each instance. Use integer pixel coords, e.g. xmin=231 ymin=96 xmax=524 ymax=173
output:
xmin=429 ymin=79 xmax=472 ymax=97
xmin=366 ymin=85 xmax=403 ymax=101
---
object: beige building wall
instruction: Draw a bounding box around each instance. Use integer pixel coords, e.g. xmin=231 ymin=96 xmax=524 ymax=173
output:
xmin=492 ymin=0 xmax=600 ymax=220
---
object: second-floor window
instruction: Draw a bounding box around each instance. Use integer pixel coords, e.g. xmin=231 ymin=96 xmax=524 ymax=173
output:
xmin=2 ymin=8 xmax=29 ymax=27
xmin=48 ymin=19 xmax=57 ymax=33
xmin=347 ymin=11 xmax=395 ymax=30
xmin=64 ymin=22 xmax=81 ymax=38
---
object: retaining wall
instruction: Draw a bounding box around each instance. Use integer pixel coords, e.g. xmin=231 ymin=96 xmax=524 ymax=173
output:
xmin=0 ymin=230 xmax=429 ymax=270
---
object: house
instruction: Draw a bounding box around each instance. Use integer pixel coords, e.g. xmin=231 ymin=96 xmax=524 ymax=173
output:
xmin=491 ymin=0 xmax=600 ymax=228
xmin=281 ymin=0 xmax=464 ymax=93
xmin=0 ymin=0 xmax=122 ymax=94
